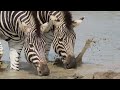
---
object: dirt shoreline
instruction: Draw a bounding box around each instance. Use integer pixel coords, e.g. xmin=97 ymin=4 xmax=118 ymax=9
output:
xmin=0 ymin=61 xmax=120 ymax=79
xmin=0 ymin=39 xmax=119 ymax=79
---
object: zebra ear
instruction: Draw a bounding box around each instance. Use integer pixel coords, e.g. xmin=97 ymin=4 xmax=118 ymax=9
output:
xmin=18 ymin=20 xmax=31 ymax=33
xmin=40 ymin=22 xmax=50 ymax=33
xmin=40 ymin=15 xmax=61 ymax=33
xmin=41 ymin=16 xmax=61 ymax=33
xmin=50 ymin=15 xmax=61 ymax=26
xmin=72 ymin=16 xmax=85 ymax=28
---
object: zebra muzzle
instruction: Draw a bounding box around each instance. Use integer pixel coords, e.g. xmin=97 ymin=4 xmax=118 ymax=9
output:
xmin=63 ymin=56 xmax=77 ymax=69
xmin=37 ymin=64 xmax=50 ymax=76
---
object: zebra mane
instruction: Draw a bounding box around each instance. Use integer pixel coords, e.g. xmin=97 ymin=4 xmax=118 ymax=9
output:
xmin=62 ymin=11 xmax=73 ymax=30
xmin=31 ymin=11 xmax=41 ymax=37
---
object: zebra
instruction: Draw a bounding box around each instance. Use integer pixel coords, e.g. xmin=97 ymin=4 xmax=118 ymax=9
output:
xmin=0 ymin=41 xmax=3 ymax=62
xmin=0 ymin=11 xmax=50 ymax=76
xmin=37 ymin=11 xmax=84 ymax=69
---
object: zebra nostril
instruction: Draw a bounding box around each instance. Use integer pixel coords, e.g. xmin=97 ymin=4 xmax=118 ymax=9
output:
xmin=38 ymin=64 xmax=50 ymax=76
xmin=39 ymin=71 xmax=41 ymax=74
xmin=66 ymin=64 xmax=70 ymax=69
xmin=66 ymin=64 xmax=69 ymax=66
xmin=37 ymin=70 xmax=42 ymax=76
xmin=38 ymin=73 xmax=42 ymax=76
xmin=64 ymin=59 xmax=77 ymax=69
xmin=64 ymin=62 xmax=69 ymax=69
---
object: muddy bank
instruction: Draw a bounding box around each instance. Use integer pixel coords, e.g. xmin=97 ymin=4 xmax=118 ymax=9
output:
xmin=0 ymin=61 xmax=80 ymax=79
xmin=0 ymin=39 xmax=93 ymax=79
xmin=0 ymin=61 xmax=120 ymax=79
xmin=74 ymin=64 xmax=120 ymax=79
xmin=0 ymin=38 xmax=119 ymax=79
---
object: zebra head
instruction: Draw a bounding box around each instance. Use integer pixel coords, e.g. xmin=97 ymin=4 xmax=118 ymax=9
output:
xmin=41 ymin=11 xmax=85 ymax=69
xmin=19 ymin=20 xmax=50 ymax=76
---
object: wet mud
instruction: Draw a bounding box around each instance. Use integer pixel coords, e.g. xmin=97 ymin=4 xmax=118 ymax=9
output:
xmin=0 ymin=39 xmax=119 ymax=79
xmin=1 ymin=61 xmax=120 ymax=79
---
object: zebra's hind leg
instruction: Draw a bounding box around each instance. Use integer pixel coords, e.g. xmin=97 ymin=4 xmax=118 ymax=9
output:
xmin=8 ymin=41 xmax=23 ymax=71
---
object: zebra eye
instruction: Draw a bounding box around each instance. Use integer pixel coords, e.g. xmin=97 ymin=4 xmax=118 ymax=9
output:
xmin=55 ymin=19 xmax=60 ymax=22
xmin=29 ymin=43 xmax=34 ymax=48
xmin=33 ymin=62 xmax=38 ymax=66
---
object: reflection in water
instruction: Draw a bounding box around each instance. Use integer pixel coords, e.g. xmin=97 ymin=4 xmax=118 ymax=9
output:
xmin=1 ymin=11 xmax=120 ymax=70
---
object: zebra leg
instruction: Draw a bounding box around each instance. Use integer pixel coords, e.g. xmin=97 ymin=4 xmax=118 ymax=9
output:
xmin=8 ymin=41 xmax=24 ymax=71
xmin=43 ymin=31 xmax=54 ymax=62
xmin=0 ymin=41 xmax=3 ymax=63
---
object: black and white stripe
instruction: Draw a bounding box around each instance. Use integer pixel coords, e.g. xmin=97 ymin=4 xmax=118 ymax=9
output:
xmin=37 ymin=11 xmax=76 ymax=67
xmin=0 ymin=11 xmax=49 ymax=75
xmin=0 ymin=41 xmax=3 ymax=60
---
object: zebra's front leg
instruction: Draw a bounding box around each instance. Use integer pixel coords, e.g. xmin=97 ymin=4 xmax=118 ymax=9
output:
xmin=8 ymin=41 xmax=23 ymax=71
xmin=0 ymin=41 xmax=3 ymax=65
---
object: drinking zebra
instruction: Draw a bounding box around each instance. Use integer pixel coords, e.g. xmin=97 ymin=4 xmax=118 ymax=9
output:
xmin=0 ymin=11 xmax=50 ymax=76
xmin=37 ymin=11 xmax=84 ymax=69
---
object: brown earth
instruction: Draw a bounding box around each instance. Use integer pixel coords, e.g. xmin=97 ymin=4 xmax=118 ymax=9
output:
xmin=0 ymin=61 xmax=120 ymax=79
xmin=0 ymin=39 xmax=119 ymax=79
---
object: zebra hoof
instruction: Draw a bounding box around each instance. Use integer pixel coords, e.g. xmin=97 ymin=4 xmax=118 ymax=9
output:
xmin=10 ymin=67 xmax=19 ymax=71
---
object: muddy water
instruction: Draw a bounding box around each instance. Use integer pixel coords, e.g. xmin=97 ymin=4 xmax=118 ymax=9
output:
xmin=72 ymin=11 xmax=120 ymax=70
xmin=1 ymin=11 xmax=120 ymax=79
xmin=0 ymin=61 xmax=78 ymax=79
